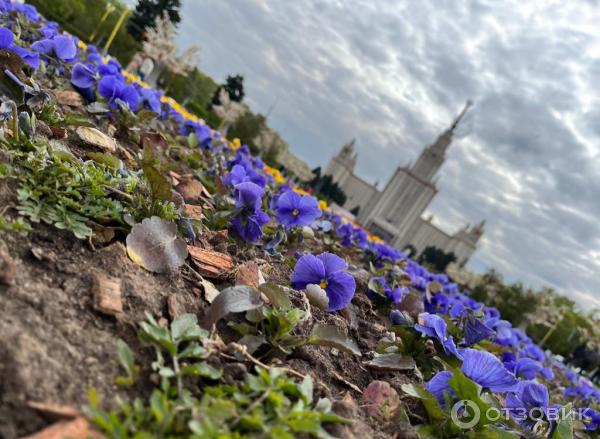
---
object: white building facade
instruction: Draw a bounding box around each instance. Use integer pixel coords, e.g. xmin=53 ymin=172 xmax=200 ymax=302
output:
xmin=324 ymin=103 xmax=484 ymax=266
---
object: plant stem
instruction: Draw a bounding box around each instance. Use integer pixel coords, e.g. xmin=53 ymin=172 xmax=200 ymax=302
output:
xmin=172 ymin=354 xmax=184 ymax=399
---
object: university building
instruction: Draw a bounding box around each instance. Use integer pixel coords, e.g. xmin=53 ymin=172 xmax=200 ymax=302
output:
xmin=324 ymin=103 xmax=484 ymax=266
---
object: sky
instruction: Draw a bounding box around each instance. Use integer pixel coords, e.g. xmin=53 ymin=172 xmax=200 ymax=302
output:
xmin=159 ymin=0 xmax=600 ymax=306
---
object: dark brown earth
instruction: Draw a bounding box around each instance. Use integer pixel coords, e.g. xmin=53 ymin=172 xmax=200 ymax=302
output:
xmin=0 ymin=214 xmax=424 ymax=438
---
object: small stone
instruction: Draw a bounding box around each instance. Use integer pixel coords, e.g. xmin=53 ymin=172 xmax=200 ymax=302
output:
xmin=54 ymin=90 xmax=84 ymax=107
xmin=362 ymin=380 xmax=400 ymax=419
xmin=185 ymin=204 xmax=203 ymax=220
xmin=0 ymin=243 xmax=16 ymax=285
xmin=92 ymin=273 xmax=123 ymax=316
xmin=235 ymin=261 xmax=260 ymax=288
xmin=175 ymin=178 xmax=204 ymax=200
xmin=76 ymin=126 xmax=117 ymax=153
xmin=167 ymin=293 xmax=182 ymax=320
xmin=332 ymin=392 xmax=358 ymax=418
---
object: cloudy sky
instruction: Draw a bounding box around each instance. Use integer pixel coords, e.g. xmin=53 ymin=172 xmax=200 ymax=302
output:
xmin=168 ymin=0 xmax=600 ymax=306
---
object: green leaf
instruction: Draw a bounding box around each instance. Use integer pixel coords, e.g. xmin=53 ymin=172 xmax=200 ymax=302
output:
xmin=181 ymin=362 xmax=223 ymax=380
xmin=63 ymin=112 xmax=96 ymax=127
xmin=400 ymin=383 xmax=446 ymax=422
xmin=87 ymin=152 xmax=121 ymax=170
xmin=552 ymin=403 xmax=573 ymax=439
xmin=142 ymin=165 xmax=173 ymax=202
xmin=259 ymin=283 xmax=293 ymax=310
xmin=308 ymin=324 xmax=361 ymax=356
xmin=116 ymin=339 xmax=136 ymax=376
xmin=363 ymin=353 xmax=416 ymax=371
xmin=170 ymin=313 xmax=207 ymax=342
xmin=178 ymin=342 xmax=209 ymax=360
xmin=188 ymin=132 xmax=199 ymax=148
xmin=448 ymin=368 xmax=493 ymax=426
xmin=298 ymin=375 xmax=313 ymax=405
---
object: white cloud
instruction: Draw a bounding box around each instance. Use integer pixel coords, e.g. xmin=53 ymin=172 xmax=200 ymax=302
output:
xmin=175 ymin=0 xmax=600 ymax=306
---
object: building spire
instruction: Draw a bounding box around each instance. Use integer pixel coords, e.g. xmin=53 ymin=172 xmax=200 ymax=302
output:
xmin=450 ymin=100 xmax=473 ymax=132
xmin=410 ymin=100 xmax=473 ymax=182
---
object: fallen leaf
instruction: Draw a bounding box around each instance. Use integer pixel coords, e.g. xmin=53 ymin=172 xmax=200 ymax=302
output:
xmin=76 ymin=126 xmax=117 ymax=152
xmin=23 ymin=416 xmax=104 ymax=439
xmin=364 ymin=353 xmax=416 ymax=371
xmin=308 ymin=324 xmax=361 ymax=357
xmin=204 ymin=285 xmax=264 ymax=328
xmin=200 ymin=277 xmax=220 ymax=303
xmin=27 ymin=401 xmax=80 ymax=420
xmin=188 ymin=245 xmax=233 ymax=277
xmin=235 ymin=261 xmax=260 ymax=288
xmin=126 ymin=217 xmax=188 ymax=273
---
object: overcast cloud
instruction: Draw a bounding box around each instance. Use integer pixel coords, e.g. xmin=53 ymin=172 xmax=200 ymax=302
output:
xmin=171 ymin=0 xmax=600 ymax=306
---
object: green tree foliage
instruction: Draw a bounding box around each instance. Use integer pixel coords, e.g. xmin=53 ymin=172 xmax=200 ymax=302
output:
xmin=470 ymin=270 xmax=538 ymax=327
xmin=309 ymin=173 xmax=347 ymax=207
xmin=227 ymin=111 xmax=267 ymax=155
xmin=418 ymin=246 xmax=456 ymax=273
xmin=29 ymin=0 xmax=140 ymax=64
xmin=211 ymin=74 xmax=245 ymax=106
xmin=163 ymin=68 xmax=221 ymax=127
xmin=127 ymin=0 xmax=182 ymax=40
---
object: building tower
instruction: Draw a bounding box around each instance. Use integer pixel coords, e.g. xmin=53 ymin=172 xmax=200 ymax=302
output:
xmin=360 ymin=101 xmax=472 ymax=245
xmin=324 ymin=138 xmax=357 ymax=187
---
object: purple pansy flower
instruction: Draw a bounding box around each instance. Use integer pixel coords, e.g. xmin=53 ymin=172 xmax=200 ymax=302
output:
xmin=0 ymin=27 xmax=39 ymax=68
xmin=505 ymin=380 xmax=549 ymax=424
xmin=233 ymin=181 xmax=264 ymax=211
xmin=222 ymin=164 xmax=250 ymax=187
xmin=460 ymin=348 xmax=519 ymax=392
xmin=32 ymin=34 xmax=77 ymax=63
xmin=581 ymin=408 xmax=600 ymax=431
xmin=231 ymin=210 xmax=269 ymax=243
xmin=463 ymin=315 xmax=496 ymax=346
xmin=291 ymin=252 xmax=356 ymax=312
xmin=426 ymin=370 xmax=456 ymax=407
xmin=276 ymin=191 xmax=321 ymax=229
xmin=98 ymin=75 xmax=140 ymax=111
xmin=71 ymin=63 xmax=97 ymax=89
xmin=229 ymin=181 xmax=269 ymax=242
xmin=415 ymin=313 xmax=462 ymax=359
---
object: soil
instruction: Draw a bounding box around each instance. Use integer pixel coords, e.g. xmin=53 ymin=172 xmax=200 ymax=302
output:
xmin=0 ymin=214 xmax=422 ymax=438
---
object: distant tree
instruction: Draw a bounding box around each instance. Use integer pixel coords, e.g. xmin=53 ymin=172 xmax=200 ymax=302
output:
xmin=418 ymin=246 xmax=456 ymax=273
xmin=402 ymin=244 xmax=417 ymax=259
xmin=211 ymin=74 xmax=245 ymax=107
xmin=128 ymin=0 xmax=182 ymax=40
xmin=226 ymin=110 xmax=267 ymax=154
xmin=313 ymin=175 xmax=346 ymax=206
